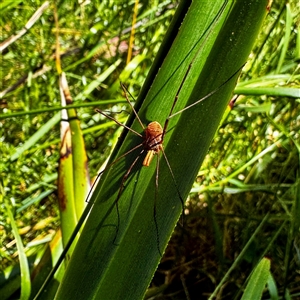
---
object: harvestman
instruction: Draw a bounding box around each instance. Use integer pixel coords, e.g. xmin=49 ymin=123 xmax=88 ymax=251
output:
xmin=86 ymin=4 xmax=239 ymax=253
xmin=89 ymin=62 xmax=243 ymax=255
xmin=93 ymin=82 xmax=184 ymax=253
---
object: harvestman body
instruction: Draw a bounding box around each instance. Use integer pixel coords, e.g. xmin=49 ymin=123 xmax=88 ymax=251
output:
xmin=94 ymin=83 xmax=185 ymax=255
xmin=93 ymin=61 xmax=242 ymax=254
xmin=142 ymin=121 xmax=163 ymax=167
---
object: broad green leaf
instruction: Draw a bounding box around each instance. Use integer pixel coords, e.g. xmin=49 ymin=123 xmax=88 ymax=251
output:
xmin=49 ymin=1 xmax=269 ymax=299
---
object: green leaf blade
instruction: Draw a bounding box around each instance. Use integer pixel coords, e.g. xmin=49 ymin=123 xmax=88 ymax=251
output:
xmin=54 ymin=1 xmax=269 ymax=299
xmin=241 ymin=257 xmax=271 ymax=300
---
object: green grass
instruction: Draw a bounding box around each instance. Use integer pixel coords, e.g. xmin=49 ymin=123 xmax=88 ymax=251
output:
xmin=1 ymin=0 xmax=300 ymax=299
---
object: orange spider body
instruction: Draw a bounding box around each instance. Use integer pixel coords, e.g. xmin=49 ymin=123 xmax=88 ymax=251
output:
xmin=143 ymin=121 xmax=163 ymax=167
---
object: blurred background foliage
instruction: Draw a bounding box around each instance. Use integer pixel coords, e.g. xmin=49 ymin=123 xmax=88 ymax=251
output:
xmin=0 ymin=0 xmax=299 ymax=299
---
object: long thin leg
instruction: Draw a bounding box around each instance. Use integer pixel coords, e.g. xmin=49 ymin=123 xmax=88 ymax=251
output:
xmin=86 ymin=142 xmax=143 ymax=203
xmin=120 ymin=82 xmax=145 ymax=130
xmin=162 ymin=63 xmax=191 ymax=140
xmin=161 ymin=148 xmax=185 ymax=224
xmin=153 ymin=153 xmax=162 ymax=256
xmin=168 ymin=64 xmax=245 ymax=119
xmin=162 ymin=1 xmax=230 ymax=139
xmin=95 ymin=108 xmax=143 ymax=138
xmin=113 ymin=149 xmax=145 ymax=244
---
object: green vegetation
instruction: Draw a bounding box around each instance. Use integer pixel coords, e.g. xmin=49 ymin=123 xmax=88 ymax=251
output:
xmin=1 ymin=0 xmax=299 ymax=299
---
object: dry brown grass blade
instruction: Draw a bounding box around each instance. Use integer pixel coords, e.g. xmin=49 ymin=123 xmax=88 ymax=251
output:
xmin=0 ymin=1 xmax=49 ymax=53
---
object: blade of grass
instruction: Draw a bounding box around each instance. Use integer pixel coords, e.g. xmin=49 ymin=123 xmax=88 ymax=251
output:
xmin=60 ymin=73 xmax=90 ymax=221
xmin=276 ymin=3 xmax=292 ymax=73
xmin=235 ymin=86 xmax=300 ymax=97
xmin=10 ymin=113 xmax=61 ymax=161
xmin=209 ymin=213 xmax=270 ymax=299
xmin=74 ymin=59 xmax=122 ymax=101
xmin=241 ymin=257 xmax=271 ymax=300
xmin=0 ymin=100 xmax=127 ymax=120
xmin=4 ymin=200 xmax=31 ymax=300
xmin=267 ymin=274 xmax=280 ymax=300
